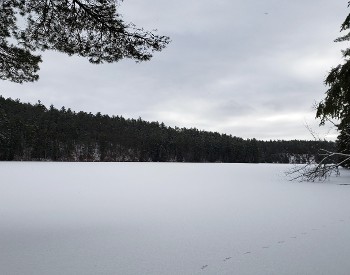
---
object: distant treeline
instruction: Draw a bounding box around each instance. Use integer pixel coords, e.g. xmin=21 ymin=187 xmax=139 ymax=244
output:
xmin=0 ymin=96 xmax=335 ymax=163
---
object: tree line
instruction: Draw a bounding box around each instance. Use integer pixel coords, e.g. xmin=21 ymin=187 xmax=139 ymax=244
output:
xmin=0 ymin=96 xmax=335 ymax=163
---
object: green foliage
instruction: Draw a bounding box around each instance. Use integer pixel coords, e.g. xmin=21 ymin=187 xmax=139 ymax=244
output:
xmin=316 ymin=1 xmax=350 ymax=167
xmin=0 ymin=96 xmax=336 ymax=162
xmin=0 ymin=0 xmax=42 ymax=82
xmin=0 ymin=0 xmax=170 ymax=83
xmin=316 ymin=1 xmax=350 ymax=125
xmin=337 ymin=125 xmax=350 ymax=168
xmin=316 ymin=63 xmax=350 ymax=127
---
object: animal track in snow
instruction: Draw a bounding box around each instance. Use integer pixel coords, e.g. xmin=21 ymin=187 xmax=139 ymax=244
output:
xmin=199 ymin=218 xmax=344 ymax=272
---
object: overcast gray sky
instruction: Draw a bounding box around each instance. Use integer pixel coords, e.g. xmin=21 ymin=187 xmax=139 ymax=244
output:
xmin=0 ymin=0 xmax=348 ymax=140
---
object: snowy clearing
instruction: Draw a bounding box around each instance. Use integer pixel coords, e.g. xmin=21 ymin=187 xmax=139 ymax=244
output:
xmin=0 ymin=163 xmax=349 ymax=275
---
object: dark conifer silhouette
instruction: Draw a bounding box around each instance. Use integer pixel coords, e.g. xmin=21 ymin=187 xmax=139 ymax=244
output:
xmin=0 ymin=0 xmax=170 ymax=83
xmin=0 ymin=96 xmax=335 ymax=162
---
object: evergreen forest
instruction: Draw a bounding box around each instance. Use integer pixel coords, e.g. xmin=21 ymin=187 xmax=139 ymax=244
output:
xmin=0 ymin=96 xmax=336 ymax=163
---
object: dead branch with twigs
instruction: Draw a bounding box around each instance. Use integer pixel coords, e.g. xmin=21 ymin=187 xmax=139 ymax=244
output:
xmin=286 ymin=124 xmax=350 ymax=182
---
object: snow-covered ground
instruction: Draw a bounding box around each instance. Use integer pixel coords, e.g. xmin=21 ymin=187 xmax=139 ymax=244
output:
xmin=0 ymin=163 xmax=349 ymax=275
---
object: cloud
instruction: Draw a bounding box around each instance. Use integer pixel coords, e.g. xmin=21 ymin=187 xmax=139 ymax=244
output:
xmin=0 ymin=0 xmax=347 ymax=140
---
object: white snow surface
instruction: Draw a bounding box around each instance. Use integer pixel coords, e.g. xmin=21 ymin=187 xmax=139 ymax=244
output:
xmin=0 ymin=163 xmax=350 ymax=275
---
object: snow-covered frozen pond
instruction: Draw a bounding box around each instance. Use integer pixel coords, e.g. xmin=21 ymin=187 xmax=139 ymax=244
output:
xmin=0 ymin=163 xmax=350 ymax=275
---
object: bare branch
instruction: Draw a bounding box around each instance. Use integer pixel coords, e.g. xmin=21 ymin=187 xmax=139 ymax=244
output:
xmin=286 ymin=125 xmax=350 ymax=182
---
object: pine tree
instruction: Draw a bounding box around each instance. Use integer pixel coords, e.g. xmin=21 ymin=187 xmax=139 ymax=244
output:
xmin=316 ymin=2 xmax=350 ymax=168
xmin=0 ymin=0 xmax=170 ymax=83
